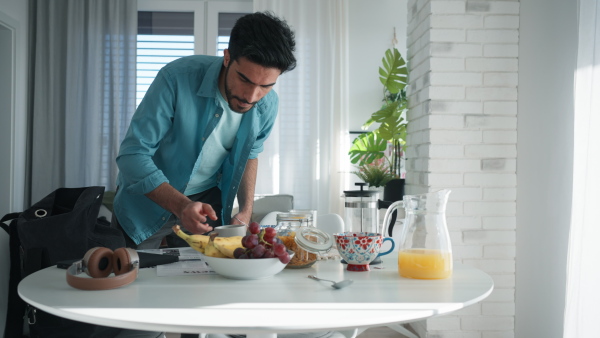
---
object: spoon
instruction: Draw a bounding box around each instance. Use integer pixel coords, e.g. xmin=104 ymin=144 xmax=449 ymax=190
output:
xmin=308 ymin=275 xmax=353 ymax=289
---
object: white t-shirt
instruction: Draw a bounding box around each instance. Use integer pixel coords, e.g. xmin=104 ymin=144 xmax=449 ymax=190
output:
xmin=184 ymin=90 xmax=243 ymax=195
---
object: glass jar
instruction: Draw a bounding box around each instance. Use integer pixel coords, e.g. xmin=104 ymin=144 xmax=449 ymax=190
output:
xmin=276 ymin=212 xmax=332 ymax=269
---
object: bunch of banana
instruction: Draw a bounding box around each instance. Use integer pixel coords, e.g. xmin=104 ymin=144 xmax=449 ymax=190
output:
xmin=172 ymin=225 xmax=210 ymax=253
xmin=171 ymin=225 xmax=244 ymax=258
xmin=204 ymin=233 xmax=227 ymax=258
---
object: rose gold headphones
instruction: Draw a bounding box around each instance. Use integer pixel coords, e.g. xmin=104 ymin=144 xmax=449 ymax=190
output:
xmin=66 ymin=247 xmax=139 ymax=290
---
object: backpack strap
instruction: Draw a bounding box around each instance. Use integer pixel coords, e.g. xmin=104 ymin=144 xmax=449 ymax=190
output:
xmin=0 ymin=212 xmax=20 ymax=230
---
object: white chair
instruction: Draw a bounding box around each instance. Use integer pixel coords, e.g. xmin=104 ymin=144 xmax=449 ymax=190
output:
xmin=259 ymin=211 xmax=285 ymax=226
xmin=251 ymin=194 xmax=294 ymax=223
xmin=316 ymin=213 xmax=344 ymax=235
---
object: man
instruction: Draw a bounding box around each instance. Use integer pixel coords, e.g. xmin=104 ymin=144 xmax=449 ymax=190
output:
xmin=108 ymin=11 xmax=295 ymax=338
xmin=112 ymin=11 xmax=296 ymax=252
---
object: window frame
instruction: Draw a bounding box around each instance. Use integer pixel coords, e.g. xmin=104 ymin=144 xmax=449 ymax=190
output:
xmin=137 ymin=0 xmax=252 ymax=56
xmin=206 ymin=1 xmax=252 ymax=55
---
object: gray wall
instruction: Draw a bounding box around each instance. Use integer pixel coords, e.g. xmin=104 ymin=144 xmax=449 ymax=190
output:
xmin=517 ymin=0 xmax=577 ymax=336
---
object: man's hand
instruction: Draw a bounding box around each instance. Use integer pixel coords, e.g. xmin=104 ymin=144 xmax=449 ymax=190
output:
xmin=178 ymin=201 xmax=218 ymax=234
xmin=145 ymin=183 xmax=218 ymax=234
xmin=231 ymin=212 xmax=251 ymax=226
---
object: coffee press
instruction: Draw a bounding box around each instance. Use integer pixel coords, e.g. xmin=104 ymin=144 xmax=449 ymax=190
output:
xmin=342 ymin=183 xmax=382 ymax=264
xmin=343 ymin=183 xmax=380 ymax=233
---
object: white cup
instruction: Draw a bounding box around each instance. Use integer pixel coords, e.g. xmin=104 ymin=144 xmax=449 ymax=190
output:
xmin=211 ymin=224 xmax=247 ymax=237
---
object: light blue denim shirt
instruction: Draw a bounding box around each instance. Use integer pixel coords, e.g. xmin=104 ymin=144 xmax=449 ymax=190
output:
xmin=114 ymin=55 xmax=278 ymax=244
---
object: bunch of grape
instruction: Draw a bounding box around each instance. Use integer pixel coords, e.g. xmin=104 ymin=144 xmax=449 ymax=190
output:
xmin=233 ymin=222 xmax=291 ymax=264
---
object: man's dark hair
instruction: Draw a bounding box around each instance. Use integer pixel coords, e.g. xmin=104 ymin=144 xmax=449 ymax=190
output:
xmin=228 ymin=11 xmax=296 ymax=73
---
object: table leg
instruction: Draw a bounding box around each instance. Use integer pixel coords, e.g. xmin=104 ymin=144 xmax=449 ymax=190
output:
xmin=387 ymin=324 xmax=418 ymax=338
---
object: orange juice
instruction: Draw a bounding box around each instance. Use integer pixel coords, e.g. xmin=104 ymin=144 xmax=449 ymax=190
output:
xmin=398 ymin=249 xmax=452 ymax=279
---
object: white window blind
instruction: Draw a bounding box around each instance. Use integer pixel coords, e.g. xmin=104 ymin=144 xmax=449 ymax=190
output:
xmin=136 ymin=11 xmax=194 ymax=106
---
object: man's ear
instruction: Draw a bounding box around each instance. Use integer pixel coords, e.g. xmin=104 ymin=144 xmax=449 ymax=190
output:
xmin=223 ymin=49 xmax=230 ymax=67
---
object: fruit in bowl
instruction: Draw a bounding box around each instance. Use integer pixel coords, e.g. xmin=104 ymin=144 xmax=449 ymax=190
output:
xmin=172 ymin=223 xmax=293 ymax=279
xmin=172 ymin=225 xmax=243 ymax=258
xmin=172 ymin=223 xmax=291 ymax=263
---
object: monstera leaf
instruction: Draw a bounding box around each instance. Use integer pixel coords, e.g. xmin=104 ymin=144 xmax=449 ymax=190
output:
xmin=369 ymin=99 xmax=407 ymax=142
xmin=348 ymin=132 xmax=388 ymax=166
xmin=379 ymin=48 xmax=408 ymax=94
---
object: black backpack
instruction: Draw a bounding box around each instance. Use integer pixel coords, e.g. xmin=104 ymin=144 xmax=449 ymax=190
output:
xmin=1 ymin=186 xmax=126 ymax=338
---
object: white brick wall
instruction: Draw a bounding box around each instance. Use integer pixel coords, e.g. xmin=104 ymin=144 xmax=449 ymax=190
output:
xmin=406 ymin=0 xmax=518 ymax=337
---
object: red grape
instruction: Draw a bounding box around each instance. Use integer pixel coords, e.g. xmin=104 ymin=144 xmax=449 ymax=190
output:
xmin=248 ymin=222 xmax=260 ymax=235
xmin=262 ymin=250 xmax=275 ymax=258
xmin=264 ymin=227 xmax=276 ymax=238
xmin=252 ymin=244 xmax=266 ymax=257
xmin=242 ymin=234 xmax=259 ymax=249
xmin=273 ymin=243 xmax=287 ymax=257
xmin=233 ymin=247 xmax=246 ymax=258
xmin=278 ymin=251 xmax=291 ymax=264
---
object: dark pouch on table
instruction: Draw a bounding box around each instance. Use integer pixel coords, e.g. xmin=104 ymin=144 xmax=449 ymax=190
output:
xmin=57 ymin=252 xmax=179 ymax=269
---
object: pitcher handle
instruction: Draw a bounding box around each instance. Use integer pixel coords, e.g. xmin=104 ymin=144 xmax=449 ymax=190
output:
xmin=380 ymin=200 xmax=404 ymax=236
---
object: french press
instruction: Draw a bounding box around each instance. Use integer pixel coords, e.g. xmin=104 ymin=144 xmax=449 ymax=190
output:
xmin=343 ymin=182 xmax=380 ymax=233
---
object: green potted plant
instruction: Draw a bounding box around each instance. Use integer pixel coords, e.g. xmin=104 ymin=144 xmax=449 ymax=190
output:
xmin=348 ymin=47 xmax=408 ymax=200
xmin=351 ymin=159 xmax=394 ymax=188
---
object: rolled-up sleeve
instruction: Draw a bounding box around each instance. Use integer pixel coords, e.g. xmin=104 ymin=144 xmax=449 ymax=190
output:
xmin=116 ymin=69 xmax=176 ymax=195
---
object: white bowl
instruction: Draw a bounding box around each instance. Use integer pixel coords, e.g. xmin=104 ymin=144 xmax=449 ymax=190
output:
xmin=202 ymin=252 xmax=294 ymax=280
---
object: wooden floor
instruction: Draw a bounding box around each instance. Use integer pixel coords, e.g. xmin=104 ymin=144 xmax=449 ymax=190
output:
xmin=166 ymin=326 xmax=412 ymax=338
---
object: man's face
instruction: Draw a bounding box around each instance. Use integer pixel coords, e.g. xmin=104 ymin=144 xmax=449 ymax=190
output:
xmin=222 ymin=52 xmax=281 ymax=113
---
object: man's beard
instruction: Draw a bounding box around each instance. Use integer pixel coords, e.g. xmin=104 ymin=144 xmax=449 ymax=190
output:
xmin=224 ymin=65 xmax=257 ymax=113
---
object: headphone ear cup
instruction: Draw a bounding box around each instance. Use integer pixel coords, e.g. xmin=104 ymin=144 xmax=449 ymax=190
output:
xmin=112 ymin=247 xmax=132 ymax=276
xmin=85 ymin=247 xmax=114 ymax=278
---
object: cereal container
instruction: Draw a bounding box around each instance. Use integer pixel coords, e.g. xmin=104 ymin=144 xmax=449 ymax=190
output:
xmin=276 ymin=212 xmax=332 ymax=269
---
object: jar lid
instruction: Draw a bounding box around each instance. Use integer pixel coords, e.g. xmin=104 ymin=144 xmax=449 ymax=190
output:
xmin=295 ymin=227 xmax=334 ymax=253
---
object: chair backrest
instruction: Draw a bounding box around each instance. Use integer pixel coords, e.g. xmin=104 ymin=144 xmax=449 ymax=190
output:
xmin=251 ymin=194 xmax=293 ymax=223
xmin=0 ymin=222 xmax=10 ymax=336
xmin=317 ymin=213 xmax=344 ymax=236
xmin=259 ymin=211 xmax=285 ymax=226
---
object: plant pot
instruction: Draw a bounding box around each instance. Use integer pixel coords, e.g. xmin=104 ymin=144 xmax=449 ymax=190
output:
xmin=384 ymin=178 xmax=405 ymax=202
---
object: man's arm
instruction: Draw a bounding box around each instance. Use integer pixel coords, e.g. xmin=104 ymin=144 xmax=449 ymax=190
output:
xmin=145 ymin=182 xmax=217 ymax=234
xmin=232 ymin=158 xmax=258 ymax=225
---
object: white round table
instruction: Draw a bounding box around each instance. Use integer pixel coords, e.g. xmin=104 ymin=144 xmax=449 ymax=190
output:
xmin=19 ymin=256 xmax=493 ymax=337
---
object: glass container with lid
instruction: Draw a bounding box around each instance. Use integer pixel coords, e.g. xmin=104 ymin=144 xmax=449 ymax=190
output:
xmin=343 ymin=182 xmax=380 ymax=233
xmin=276 ymin=212 xmax=333 ymax=269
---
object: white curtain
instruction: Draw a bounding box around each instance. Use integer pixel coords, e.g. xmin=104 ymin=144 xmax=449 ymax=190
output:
xmin=253 ymin=0 xmax=350 ymax=216
xmin=29 ymin=0 xmax=137 ymax=203
xmin=563 ymin=0 xmax=600 ymax=337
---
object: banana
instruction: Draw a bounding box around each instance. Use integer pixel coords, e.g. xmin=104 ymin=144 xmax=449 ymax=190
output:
xmin=213 ymin=236 xmax=244 ymax=258
xmin=205 ymin=233 xmax=228 ymax=258
xmin=172 ymin=225 xmax=210 ymax=253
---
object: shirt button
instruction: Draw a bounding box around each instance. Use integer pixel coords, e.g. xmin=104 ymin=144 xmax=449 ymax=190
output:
xmin=202 ymin=137 xmax=206 ymax=141
xmin=215 ymin=113 xmax=220 ymax=118
xmin=162 ymin=217 xmax=166 ymax=221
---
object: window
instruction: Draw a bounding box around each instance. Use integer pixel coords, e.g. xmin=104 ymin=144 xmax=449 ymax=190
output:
xmin=137 ymin=11 xmax=194 ymax=106
xmin=135 ymin=1 xmax=251 ymax=106
xmin=216 ymin=12 xmax=246 ymax=56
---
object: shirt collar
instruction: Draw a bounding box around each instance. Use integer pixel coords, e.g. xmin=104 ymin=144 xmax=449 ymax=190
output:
xmin=196 ymin=57 xmax=224 ymax=98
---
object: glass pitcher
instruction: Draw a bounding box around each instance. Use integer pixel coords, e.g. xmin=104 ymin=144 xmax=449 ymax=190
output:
xmin=381 ymin=189 xmax=453 ymax=279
